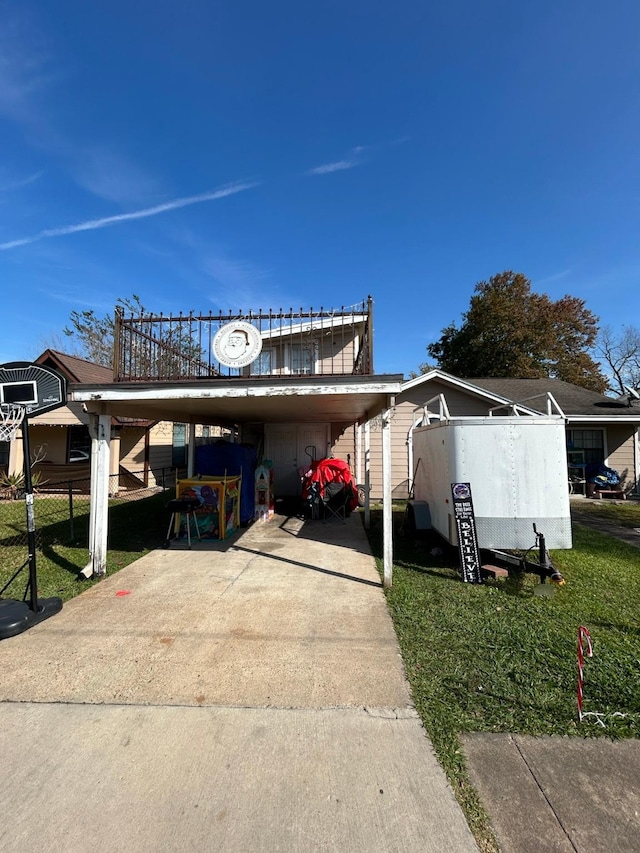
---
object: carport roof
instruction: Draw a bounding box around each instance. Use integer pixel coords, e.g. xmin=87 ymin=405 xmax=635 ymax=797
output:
xmin=68 ymin=374 xmax=403 ymax=426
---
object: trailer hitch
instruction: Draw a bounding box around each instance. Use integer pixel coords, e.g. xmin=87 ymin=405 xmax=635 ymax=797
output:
xmin=532 ymin=524 xmax=565 ymax=585
xmin=483 ymin=525 xmax=565 ymax=585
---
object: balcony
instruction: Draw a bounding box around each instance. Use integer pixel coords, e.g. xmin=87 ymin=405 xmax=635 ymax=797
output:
xmin=114 ymin=298 xmax=374 ymax=383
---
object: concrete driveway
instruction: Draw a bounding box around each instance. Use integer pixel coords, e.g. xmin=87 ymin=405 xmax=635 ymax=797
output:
xmin=0 ymin=513 xmax=477 ymax=852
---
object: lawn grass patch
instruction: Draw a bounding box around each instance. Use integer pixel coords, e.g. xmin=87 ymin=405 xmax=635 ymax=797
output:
xmin=570 ymin=497 xmax=640 ymax=528
xmin=365 ymin=509 xmax=640 ymax=852
xmin=0 ymin=491 xmax=168 ymax=602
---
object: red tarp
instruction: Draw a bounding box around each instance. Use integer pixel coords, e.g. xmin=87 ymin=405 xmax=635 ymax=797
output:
xmin=301 ymin=458 xmax=359 ymax=511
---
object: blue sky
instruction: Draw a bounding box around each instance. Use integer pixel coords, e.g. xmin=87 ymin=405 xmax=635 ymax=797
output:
xmin=1 ymin=0 xmax=638 ymax=376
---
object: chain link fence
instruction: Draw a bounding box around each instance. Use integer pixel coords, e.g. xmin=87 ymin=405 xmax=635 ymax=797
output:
xmin=0 ymin=467 xmax=186 ymax=590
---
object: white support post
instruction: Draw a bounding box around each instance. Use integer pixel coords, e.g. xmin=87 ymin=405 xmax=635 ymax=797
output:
xmin=634 ymin=426 xmax=639 ymax=496
xmin=81 ymin=413 xmax=111 ymax=578
xmin=382 ymin=406 xmax=393 ymax=588
xmin=188 ymin=423 xmax=196 ymax=477
xmin=364 ymin=419 xmax=371 ymax=530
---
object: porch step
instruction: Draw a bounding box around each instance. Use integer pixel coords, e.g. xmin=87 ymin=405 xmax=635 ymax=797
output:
xmin=481 ymin=564 xmax=509 ymax=579
xmin=590 ymin=489 xmax=626 ymax=500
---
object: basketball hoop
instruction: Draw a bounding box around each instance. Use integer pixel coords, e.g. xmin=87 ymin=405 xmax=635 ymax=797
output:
xmin=0 ymin=403 xmax=25 ymax=442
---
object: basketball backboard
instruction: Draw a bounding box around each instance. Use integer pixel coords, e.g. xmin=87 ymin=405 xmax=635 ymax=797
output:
xmin=0 ymin=361 xmax=67 ymax=417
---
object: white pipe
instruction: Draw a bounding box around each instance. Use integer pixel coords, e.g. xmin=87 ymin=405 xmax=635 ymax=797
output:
xmin=407 ymin=414 xmax=424 ymax=496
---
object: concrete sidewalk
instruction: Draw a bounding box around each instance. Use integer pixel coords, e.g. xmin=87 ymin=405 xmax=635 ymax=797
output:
xmin=0 ymin=514 xmax=477 ymax=852
xmin=463 ymin=733 xmax=640 ymax=853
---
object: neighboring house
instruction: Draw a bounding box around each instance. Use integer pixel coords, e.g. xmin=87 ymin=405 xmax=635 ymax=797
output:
xmin=464 ymin=378 xmax=640 ymax=496
xmin=2 ymin=350 xmax=169 ymax=490
xmin=362 ymin=371 xmax=640 ymax=500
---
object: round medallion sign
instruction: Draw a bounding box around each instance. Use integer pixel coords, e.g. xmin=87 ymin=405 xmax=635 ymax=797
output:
xmin=212 ymin=321 xmax=262 ymax=368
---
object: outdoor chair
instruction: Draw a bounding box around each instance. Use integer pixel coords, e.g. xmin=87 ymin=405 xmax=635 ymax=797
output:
xmin=164 ymin=498 xmax=202 ymax=549
xmin=320 ymin=481 xmax=354 ymax=524
xmin=300 ymin=457 xmax=358 ymax=524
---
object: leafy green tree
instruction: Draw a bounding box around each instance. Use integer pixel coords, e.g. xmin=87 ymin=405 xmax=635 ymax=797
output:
xmin=426 ymin=271 xmax=607 ymax=392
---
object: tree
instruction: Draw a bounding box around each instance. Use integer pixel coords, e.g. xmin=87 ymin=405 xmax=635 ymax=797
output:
xmin=425 ymin=271 xmax=608 ymax=393
xmin=596 ymin=325 xmax=640 ymax=395
xmin=63 ymin=295 xmax=145 ymax=367
xmin=63 ymin=295 xmax=206 ymax=377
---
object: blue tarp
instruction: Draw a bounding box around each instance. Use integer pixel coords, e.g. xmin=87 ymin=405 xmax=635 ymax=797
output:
xmin=195 ymin=442 xmax=257 ymax=524
xmin=585 ymin=463 xmax=621 ymax=487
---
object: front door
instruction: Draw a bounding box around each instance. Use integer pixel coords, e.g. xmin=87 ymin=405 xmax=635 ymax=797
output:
xmin=265 ymin=423 xmax=330 ymax=496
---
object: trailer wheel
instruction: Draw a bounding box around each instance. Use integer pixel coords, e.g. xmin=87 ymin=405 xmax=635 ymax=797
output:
xmin=356 ymin=484 xmax=366 ymax=507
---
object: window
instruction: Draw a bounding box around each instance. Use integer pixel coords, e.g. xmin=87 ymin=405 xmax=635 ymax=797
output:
xmin=290 ymin=344 xmax=314 ymax=375
xmin=253 ymin=349 xmax=275 ymax=376
xmin=566 ymin=429 xmax=605 ymax=467
xmin=172 ymin=423 xmax=187 ymax=467
xmin=68 ymin=426 xmax=91 ymax=463
xmin=249 ymin=342 xmax=316 ymax=375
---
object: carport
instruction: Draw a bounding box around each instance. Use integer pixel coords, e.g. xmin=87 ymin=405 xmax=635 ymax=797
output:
xmin=68 ymin=373 xmax=402 ymax=585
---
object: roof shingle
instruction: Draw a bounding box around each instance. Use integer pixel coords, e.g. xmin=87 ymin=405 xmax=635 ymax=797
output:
xmin=466 ymin=377 xmax=639 ymax=417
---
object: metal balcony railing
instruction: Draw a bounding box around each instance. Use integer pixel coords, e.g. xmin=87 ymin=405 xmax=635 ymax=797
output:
xmin=114 ymin=298 xmax=374 ymax=382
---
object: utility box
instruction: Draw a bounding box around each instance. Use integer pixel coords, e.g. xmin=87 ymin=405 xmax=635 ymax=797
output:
xmin=411 ymin=416 xmax=572 ymax=550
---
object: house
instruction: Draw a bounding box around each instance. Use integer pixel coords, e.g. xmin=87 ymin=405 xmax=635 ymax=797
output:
xmin=65 ymin=300 xmax=402 ymax=582
xmin=113 ymin=301 xmax=375 ymax=498
xmin=362 ymin=371 xmax=640 ymax=500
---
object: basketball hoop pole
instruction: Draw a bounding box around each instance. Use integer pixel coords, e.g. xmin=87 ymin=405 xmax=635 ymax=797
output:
xmin=21 ymin=415 xmax=39 ymax=612
xmin=0 ymin=361 xmax=67 ymax=640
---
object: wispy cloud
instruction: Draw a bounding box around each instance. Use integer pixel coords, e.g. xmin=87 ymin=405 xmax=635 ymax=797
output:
xmin=306 ymin=159 xmax=359 ymax=176
xmin=0 ymin=170 xmax=43 ymax=192
xmin=166 ymin=228 xmax=276 ymax=308
xmin=0 ymin=10 xmax=160 ymax=209
xmin=0 ymin=181 xmax=259 ymax=251
xmin=534 ymin=269 xmax=573 ymax=288
xmin=202 ymin=254 xmax=271 ymax=306
xmin=306 ymin=137 xmax=409 ymax=176
xmin=41 ymin=286 xmax=113 ymax=310
xmin=71 ymin=148 xmax=164 ymax=206
xmin=0 ymin=10 xmax=57 ymax=125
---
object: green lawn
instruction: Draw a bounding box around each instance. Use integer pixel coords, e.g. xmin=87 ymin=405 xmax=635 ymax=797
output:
xmin=366 ymin=505 xmax=640 ymax=852
xmin=0 ymin=492 xmax=169 ymax=601
xmin=570 ymin=496 xmax=640 ymax=528
xmin=3 ymin=493 xmax=638 ymax=852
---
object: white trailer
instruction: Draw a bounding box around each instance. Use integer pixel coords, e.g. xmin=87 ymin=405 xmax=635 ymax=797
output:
xmin=410 ymin=413 xmax=572 ymax=551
